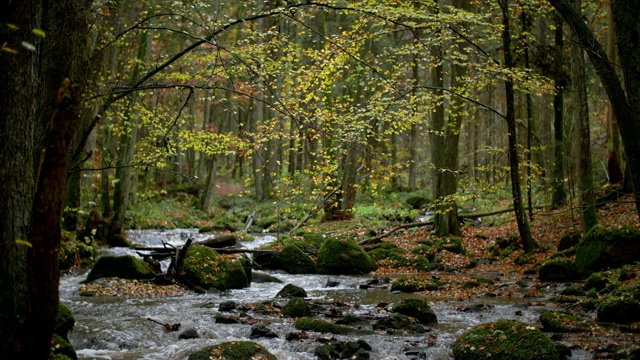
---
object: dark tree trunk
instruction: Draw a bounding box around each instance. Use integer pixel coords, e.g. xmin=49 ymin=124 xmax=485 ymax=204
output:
xmin=549 ymin=0 xmax=640 ymax=220
xmin=499 ymin=0 xmax=538 ymax=253
xmin=551 ymin=12 xmax=568 ymax=209
xmin=569 ymin=0 xmax=598 ymax=232
xmin=0 ymin=0 xmax=92 ymax=357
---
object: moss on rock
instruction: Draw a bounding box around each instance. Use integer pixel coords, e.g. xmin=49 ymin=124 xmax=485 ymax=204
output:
xmin=538 ymin=259 xmax=580 ymax=282
xmin=272 ymin=243 xmax=316 ymax=274
xmin=85 ymin=255 xmax=154 ymax=282
xmin=539 ymin=311 xmax=590 ymax=333
xmin=180 ymin=245 xmax=248 ymax=291
xmin=316 ymin=237 xmax=378 ymax=275
xmin=294 ymin=317 xmax=359 ymax=335
xmin=367 ymin=242 xmax=409 ymax=268
xmin=390 ymin=275 xmax=442 ymax=292
xmin=452 ymin=319 xmax=562 ymax=360
xmin=55 ymin=303 xmax=75 ymax=339
xmin=392 ymin=298 xmax=437 ymax=324
xmin=575 ymin=226 xmax=640 ymax=275
xmin=281 ymin=298 xmax=311 ymax=318
xmin=188 ymin=341 xmax=277 ymax=360
xmin=51 ymin=333 xmax=77 ymax=360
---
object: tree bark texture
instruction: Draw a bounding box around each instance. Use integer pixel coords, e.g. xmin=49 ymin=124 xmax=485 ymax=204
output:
xmin=569 ymin=0 xmax=598 ymax=232
xmin=549 ymin=0 xmax=640 ymax=220
xmin=0 ymin=0 xmax=92 ymax=357
xmin=551 ymin=12 xmax=568 ymax=209
xmin=499 ymin=0 xmax=538 ymax=253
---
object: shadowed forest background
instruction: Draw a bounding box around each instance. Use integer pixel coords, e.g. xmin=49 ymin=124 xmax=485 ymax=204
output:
xmin=1 ymin=0 xmax=640 ymax=359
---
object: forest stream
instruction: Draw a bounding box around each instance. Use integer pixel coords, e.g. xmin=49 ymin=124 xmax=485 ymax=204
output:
xmin=60 ymin=229 xmax=594 ymax=360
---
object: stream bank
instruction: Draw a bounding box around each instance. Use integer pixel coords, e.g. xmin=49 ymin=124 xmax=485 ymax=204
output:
xmin=60 ymin=229 xmax=603 ymax=360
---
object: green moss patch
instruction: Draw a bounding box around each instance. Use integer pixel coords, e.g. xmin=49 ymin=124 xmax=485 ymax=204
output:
xmin=452 ymin=319 xmax=562 ymax=360
xmin=85 ymin=255 xmax=154 ymax=283
xmin=316 ymin=237 xmax=378 ymax=275
xmin=294 ymin=317 xmax=356 ymax=335
xmin=390 ymin=275 xmax=442 ymax=292
xmin=538 ymin=259 xmax=580 ymax=282
xmin=539 ymin=311 xmax=590 ymax=332
xmin=575 ymin=226 xmax=640 ymax=275
xmin=188 ymin=341 xmax=277 ymax=360
xmin=281 ymin=298 xmax=311 ymax=318
xmin=392 ymin=298 xmax=437 ymax=324
xmin=180 ymin=245 xmax=248 ymax=291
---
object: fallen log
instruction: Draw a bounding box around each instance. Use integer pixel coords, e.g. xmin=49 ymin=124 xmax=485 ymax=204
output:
xmin=358 ymin=220 xmax=434 ymax=246
xmin=200 ymin=234 xmax=236 ymax=248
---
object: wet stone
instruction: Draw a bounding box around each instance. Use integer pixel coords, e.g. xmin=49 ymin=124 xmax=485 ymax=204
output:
xmin=219 ymin=301 xmax=237 ymax=312
xmin=250 ymin=323 xmax=278 ymax=339
xmin=178 ymin=328 xmax=199 ymax=339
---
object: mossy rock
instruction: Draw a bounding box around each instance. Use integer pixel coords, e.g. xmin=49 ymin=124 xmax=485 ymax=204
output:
xmin=51 ymin=333 xmax=77 ymax=360
xmin=281 ymin=298 xmax=311 ymax=318
xmin=391 ymin=275 xmax=442 ymax=292
xmin=188 ymin=341 xmax=277 ymax=360
xmin=314 ymin=339 xmax=372 ymax=360
xmin=296 ymin=231 xmax=327 ymax=253
xmin=367 ymin=242 xmax=409 ymax=268
xmin=575 ymin=226 xmax=640 ymax=275
xmin=276 ymin=283 xmax=307 ymax=298
xmin=439 ymin=237 xmax=466 ymax=255
xmin=232 ymin=230 xmax=255 ymax=242
xmin=558 ymin=230 xmax=582 ymax=251
xmin=316 ymin=237 xmax=378 ymax=275
xmin=85 ymin=255 xmax=154 ymax=282
xmin=271 ymin=244 xmax=316 ymax=274
xmin=452 ymin=319 xmax=562 ymax=360
xmin=539 ymin=311 xmax=590 ymax=332
xmin=496 ymin=234 xmax=519 ymax=249
xmin=538 ymin=259 xmax=580 ymax=281
xmin=373 ymin=312 xmax=427 ymax=334
xmin=294 ymin=317 xmax=358 ymax=335
xmin=597 ymin=297 xmax=640 ymax=324
xmin=180 ymin=245 xmax=248 ymax=291
xmin=392 ymin=298 xmax=437 ymax=324
xmin=410 ymin=245 xmax=437 ymax=262
xmin=406 ymin=195 xmax=431 ymax=209
xmin=55 ymin=303 xmax=75 ymax=339
xmin=583 ymin=272 xmax=609 ymax=292
xmin=106 ymin=232 xmax=132 ymax=248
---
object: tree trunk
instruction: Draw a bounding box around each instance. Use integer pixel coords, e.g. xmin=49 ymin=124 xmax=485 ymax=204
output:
xmin=429 ymin=1 xmax=445 ymax=200
xmin=0 ymin=0 xmax=91 ymax=357
xmin=499 ymin=0 xmax=538 ymax=253
xmin=551 ymin=12 xmax=568 ymax=209
xmin=606 ymin=2 xmax=622 ymax=185
xmin=110 ymin=31 xmax=152 ymax=239
xmin=569 ymin=0 xmax=597 ymax=232
xmin=549 ymin=0 xmax=640 ymax=220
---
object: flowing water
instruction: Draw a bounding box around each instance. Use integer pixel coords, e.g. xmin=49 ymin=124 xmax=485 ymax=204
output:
xmin=60 ymin=229 xmax=593 ymax=360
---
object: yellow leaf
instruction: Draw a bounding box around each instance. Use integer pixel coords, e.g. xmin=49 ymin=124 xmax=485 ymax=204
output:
xmin=32 ymin=28 xmax=46 ymax=37
xmin=15 ymin=239 xmax=33 ymax=248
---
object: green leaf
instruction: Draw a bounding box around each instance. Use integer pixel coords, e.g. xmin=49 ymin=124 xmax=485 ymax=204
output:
xmin=32 ymin=28 xmax=46 ymax=37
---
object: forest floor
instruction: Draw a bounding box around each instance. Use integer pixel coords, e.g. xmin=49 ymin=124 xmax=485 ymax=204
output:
xmin=364 ymin=195 xmax=640 ymax=359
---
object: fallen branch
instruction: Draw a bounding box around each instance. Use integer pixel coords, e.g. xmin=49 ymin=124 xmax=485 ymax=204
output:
xmin=358 ymin=220 xmax=434 ymax=246
xmin=147 ymin=317 xmax=181 ymax=332
xmin=460 ymin=205 xmax=544 ymax=218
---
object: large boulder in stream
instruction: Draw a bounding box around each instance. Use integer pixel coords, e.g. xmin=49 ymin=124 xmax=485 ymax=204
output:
xmin=316 ymin=237 xmax=378 ymax=275
xmin=574 ymin=226 xmax=640 ymax=275
xmin=85 ymin=255 xmax=154 ymax=282
xmin=255 ymin=243 xmax=316 ymax=274
xmin=452 ymin=319 xmax=563 ymax=360
xmin=180 ymin=244 xmax=249 ymax=292
xmin=188 ymin=341 xmax=277 ymax=360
